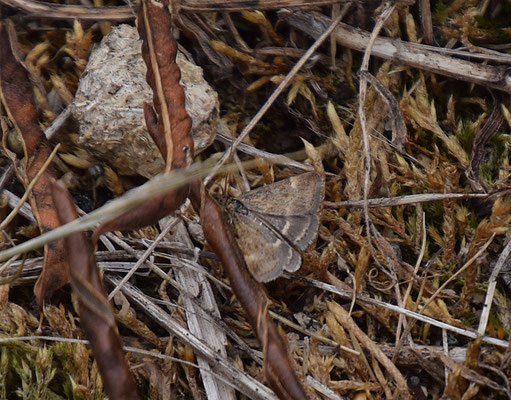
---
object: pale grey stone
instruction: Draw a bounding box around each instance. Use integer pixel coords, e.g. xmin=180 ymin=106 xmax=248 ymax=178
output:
xmin=72 ymin=24 xmax=218 ymax=177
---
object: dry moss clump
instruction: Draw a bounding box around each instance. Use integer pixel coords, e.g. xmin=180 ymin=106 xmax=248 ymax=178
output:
xmin=1 ymin=1 xmax=511 ymax=399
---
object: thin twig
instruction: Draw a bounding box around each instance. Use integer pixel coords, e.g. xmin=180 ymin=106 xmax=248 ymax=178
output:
xmin=166 ymin=216 xmax=236 ymax=399
xmin=153 ymin=251 xmax=229 ymax=289
xmin=358 ymin=1 xmax=396 ymax=269
xmin=0 ymin=165 xmax=13 ymax=192
xmin=216 ymin=129 xmax=313 ymax=172
xmin=0 ymin=144 xmax=60 ymax=231
xmin=0 ymin=158 xmax=260 ymax=262
xmin=392 ymin=233 xmax=497 ymax=359
xmin=105 ymin=233 xmax=196 ymax=298
xmin=442 ymin=328 xmax=449 ymax=387
xmin=419 ymin=0 xmax=434 ymax=44
xmin=395 ymin=213 xmax=426 ymax=347
xmin=425 ymin=234 xmax=495 ymax=315
xmin=106 ymin=274 xmax=279 ymax=400
xmin=107 ymin=218 xmax=178 ymax=300
xmin=269 ymin=310 xmax=359 ymax=355
xmin=477 ymin=238 xmax=511 ymax=335
xmin=0 ymin=0 xmax=348 ymax=21
xmin=280 ymin=10 xmax=511 ymax=93
xmin=324 ymin=192 xmax=488 ymax=208
xmin=0 ymin=254 xmax=21 ymax=284
xmin=44 ymin=105 xmax=73 ymax=140
xmin=306 ymin=376 xmax=347 ymax=400
xmin=284 ymin=273 xmax=509 ymax=348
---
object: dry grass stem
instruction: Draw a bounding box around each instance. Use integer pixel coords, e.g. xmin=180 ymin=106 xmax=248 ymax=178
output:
xmin=0 ymin=158 xmax=258 ymax=262
xmin=477 ymin=238 xmax=511 ymax=336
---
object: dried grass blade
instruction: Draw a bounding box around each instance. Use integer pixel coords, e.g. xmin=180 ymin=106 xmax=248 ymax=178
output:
xmin=0 ymin=0 xmax=348 ymax=21
xmin=280 ymin=10 xmax=511 ymax=93
xmin=0 ymin=159 xmax=257 ymax=262
xmin=327 ymin=300 xmax=411 ymax=398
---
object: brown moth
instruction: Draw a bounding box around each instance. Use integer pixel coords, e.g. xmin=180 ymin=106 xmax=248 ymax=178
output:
xmin=223 ymin=172 xmax=323 ymax=282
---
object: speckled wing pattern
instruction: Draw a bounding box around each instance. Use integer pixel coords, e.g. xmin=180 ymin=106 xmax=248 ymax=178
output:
xmin=224 ymin=172 xmax=322 ymax=282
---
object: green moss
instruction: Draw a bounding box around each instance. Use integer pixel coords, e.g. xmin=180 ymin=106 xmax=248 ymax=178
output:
xmin=467 ymin=212 xmax=479 ymax=230
xmin=479 ymin=133 xmax=509 ymax=185
xmin=0 ymin=340 xmax=106 ymax=399
xmin=474 ymin=2 xmax=511 ymax=29
xmin=434 ymin=0 xmax=448 ymax=23
xmin=460 ymin=312 xmax=478 ymax=328
xmin=5 ymin=346 xmax=60 ymax=400
xmin=457 ymin=122 xmax=476 ymax=154
xmin=423 ymin=201 xmax=445 ymax=225
xmin=487 ymin=311 xmax=508 ymax=335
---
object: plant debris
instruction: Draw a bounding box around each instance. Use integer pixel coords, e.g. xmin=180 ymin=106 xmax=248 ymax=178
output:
xmin=1 ymin=1 xmax=511 ymax=399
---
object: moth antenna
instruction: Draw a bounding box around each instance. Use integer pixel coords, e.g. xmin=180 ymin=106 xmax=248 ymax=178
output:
xmin=222 ymin=123 xmax=237 ymax=197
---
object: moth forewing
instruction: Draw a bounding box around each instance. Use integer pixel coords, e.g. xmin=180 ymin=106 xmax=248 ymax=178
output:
xmin=223 ymin=172 xmax=323 ymax=282
xmin=252 ymin=213 xmax=319 ymax=251
xmin=237 ymin=172 xmax=322 ymax=250
xmin=224 ymin=199 xmax=301 ymax=282
xmin=236 ymin=172 xmax=322 ymax=216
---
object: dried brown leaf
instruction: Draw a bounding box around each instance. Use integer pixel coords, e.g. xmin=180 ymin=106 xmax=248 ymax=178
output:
xmin=52 ymin=180 xmax=141 ymax=400
xmin=0 ymin=20 xmax=67 ymax=308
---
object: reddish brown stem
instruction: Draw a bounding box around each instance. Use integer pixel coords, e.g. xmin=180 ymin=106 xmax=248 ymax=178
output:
xmin=189 ymin=183 xmax=308 ymax=400
xmin=52 ymin=181 xmax=141 ymax=400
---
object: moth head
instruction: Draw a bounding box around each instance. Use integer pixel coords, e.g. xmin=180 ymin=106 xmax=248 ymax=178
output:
xmin=224 ymin=198 xmax=249 ymax=216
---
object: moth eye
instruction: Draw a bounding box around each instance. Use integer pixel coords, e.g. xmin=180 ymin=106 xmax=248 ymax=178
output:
xmin=231 ymin=199 xmax=248 ymax=215
xmin=88 ymin=164 xmax=104 ymax=179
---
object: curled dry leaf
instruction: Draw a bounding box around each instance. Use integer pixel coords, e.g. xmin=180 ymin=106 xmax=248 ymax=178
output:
xmin=71 ymin=24 xmax=219 ymax=178
xmin=52 ymin=180 xmax=141 ymax=400
xmin=92 ymin=0 xmax=194 ymax=242
xmin=138 ymin=0 xmax=194 ymax=171
xmin=0 ymin=20 xmax=67 ymax=308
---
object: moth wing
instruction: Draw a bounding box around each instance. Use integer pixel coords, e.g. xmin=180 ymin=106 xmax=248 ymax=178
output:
xmin=228 ymin=209 xmax=301 ymax=282
xmin=255 ymin=213 xmax=319 ymax=251
xmin=238 ymin=172 xmax=322 ymax=216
